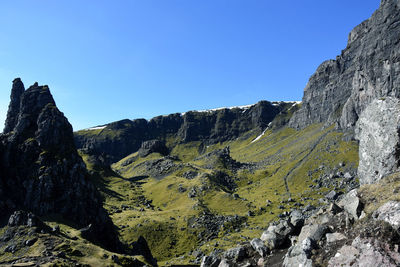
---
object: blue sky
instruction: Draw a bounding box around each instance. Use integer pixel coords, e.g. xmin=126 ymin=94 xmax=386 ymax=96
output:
xmin=0 ymin=0 xmax=379 ymax=131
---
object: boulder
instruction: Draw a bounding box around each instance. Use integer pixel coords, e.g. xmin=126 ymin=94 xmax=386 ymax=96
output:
xmin=250 ymin=238 xmax=269 ymax=257
xmin=328 ymin=236 xmax=400 ymax=267
xmin=337 ymin=189 xmax=363 ymax=220
xmin=298 ymin=224 xmax=328 ymax=243
xmin=283 ymin=238 xmax=314 ymax=267
xmin=260 ymin=219 xmax=294 ymax=249
xmin=355 ymin=97 xmax=400 ymax=184
xmin=200 ymin=255 xmax=221 ymax=267
xmin=289 ymin=210 xmax=305 ymax=230
xmin=223 ymin=246 xmax=246 ymax=261
xmin=326 ymin=232 xmax=347 ymax=244
xmin=373 ymin=201 xmax=400 ymax=230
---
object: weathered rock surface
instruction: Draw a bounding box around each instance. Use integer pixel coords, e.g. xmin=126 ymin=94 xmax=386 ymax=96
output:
xmin=355 ymin=97 xmax=400 ymax=184
xmin=373 ymin=201 xmax=400 ymax=229
xmin=289 ymin=0 xmax=400 ymax=131
xmin=337 ymin=189 xmax=364 ymax=220
xmin=3 ymin=78 xmax=25 ymax=134
xmin=0 ymin=80 xmax=121 ymax=251
xmin=283 ymin=238 xmax=314 ymax=267
xmin=328 ymin=236 xmax=400 ymax=267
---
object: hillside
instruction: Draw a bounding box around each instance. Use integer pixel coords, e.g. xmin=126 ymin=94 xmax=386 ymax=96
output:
xmin=0 ymin=0 xmax=399 ymax=266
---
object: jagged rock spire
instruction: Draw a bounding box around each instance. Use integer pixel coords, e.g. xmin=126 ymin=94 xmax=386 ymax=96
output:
xmin=3 ymin=78 xmax=25 ymax=133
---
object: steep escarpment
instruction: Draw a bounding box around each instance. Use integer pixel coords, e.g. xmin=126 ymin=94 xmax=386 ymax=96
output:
xmin=75 ymin=101 xmax=297 ymax=164
xmin=0 ymin=80 xmax=121 ymax=251
xmin=289 ymin=0 xmax=400 ymax=131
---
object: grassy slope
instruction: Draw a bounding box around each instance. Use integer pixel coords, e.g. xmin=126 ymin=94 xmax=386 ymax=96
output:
xmin=79 ymin=123 xmax=359 ymax=265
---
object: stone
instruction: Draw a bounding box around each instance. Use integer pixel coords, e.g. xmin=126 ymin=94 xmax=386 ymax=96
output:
xmin=355 ymin=97 xmax=400 ymax=184
xmin=328 ymin=236 xmax=400 ymax=267
xmin=283 ymin=238 xmax=314 ymax=267
xmin=337 ymin=189 xmax=363 ymax=219
xmin=325 ymin=190 xmax=338 ymax=201
xmin=250 ymin=238 xmax=269 ymax=257
xmin=200 ymin=255 xmax=221 ymax=267
xmin=373 ymin=201 xmax=400 ymax=230
xmin=298 ymin=224 xmax=328 ymax=243
xmin=327 ymin=203 xmax=343 ymax=215
xmin=223 ymin=246 xmax=246 ymax=261
xmin=217 ymin=259 xmax=230 ymax=267
xmin=260 ymin=219 xmax=294 ymax=249
xmin=289 ymin=210 xmax=305 ymax=230
xmin=326 ymin=233 xmax=347 ymax=243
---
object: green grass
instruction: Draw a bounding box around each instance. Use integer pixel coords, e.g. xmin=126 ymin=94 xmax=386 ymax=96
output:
xmin=75 ymin=123 xmax=359 ymax=265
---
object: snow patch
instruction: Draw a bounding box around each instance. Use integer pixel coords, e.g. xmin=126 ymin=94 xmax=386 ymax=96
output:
xmin=82 ymin=126 xmax=106 ymax=131
xmin=181 ymin=104 xmax=256 ymax=116
xmin=251 ymin=128 xmax=268 ymax=143
xmin=271 ymin=101 xmax=301 ymax=107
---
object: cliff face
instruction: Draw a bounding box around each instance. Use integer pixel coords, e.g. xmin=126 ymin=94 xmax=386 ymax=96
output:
xmin=0 ymin=80 xmax=120 ymax=251
xmin=75 ymin=101 xmax=295 ymax=164
xmin=289 ymin=0 xmax=400 ymax=131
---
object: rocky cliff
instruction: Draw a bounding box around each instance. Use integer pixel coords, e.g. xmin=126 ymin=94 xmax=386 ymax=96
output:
xmin=75 ymin=101 xmax=297 ymax=164
xmin=0 ymin=80 xmax=121 ymax=251
xmin=289 ymin=0 xmax=400 ymax=131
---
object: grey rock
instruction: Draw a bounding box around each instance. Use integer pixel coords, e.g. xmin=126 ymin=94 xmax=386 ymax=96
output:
xmin=373 ymin=201 xmax=400 ymax=230
xmin=201 ymin=255 xmax=221 ymax=267
xmin=326 ymin=232 xmax=347 ymax=243
xmin=325 ymin=190 xmax=338 ymax=201
xmin=260 ymin=219 xmax=294 ymax=249
xmin=337 ymin=189 xmax=363 ymax=219
xmin=355 ymin=97 xmax=400 ymax=184
xmin=283 ymin=238 xmax=314 ymax=267
xmin=289 ymin=0 xmax=400 ymax=131
xmin=250 ymin=238 xmax=269 ymax=257
xmin=327 ymin=203 xmax=343 ymax=215
xmin=328 ymin=236 xmax=400 ymax=267
xmin=298 ymin=224 xmax=328 ymax=243
xmin=290 ymin=210 xmax=305 ymax=229
xmin=217 ymin=259 xmax=230 ymax=267
xmin=3 ymin=78 xmax=25 ymax=133
xmin=223 ymin=246 xmax=246 ymax=261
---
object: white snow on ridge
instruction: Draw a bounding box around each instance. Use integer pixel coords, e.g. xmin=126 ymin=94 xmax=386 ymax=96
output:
xmin=271 ymin=101 xmax=301 ymax=107
xmin=181 ymin=104 xmax=256 ymax=116
xmin=82 ymin=126 xmax=107 ymax=131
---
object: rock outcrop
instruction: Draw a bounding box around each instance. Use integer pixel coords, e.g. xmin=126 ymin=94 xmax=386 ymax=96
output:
xmin=3 ymin=78 xmax=25 ymax=134
xmin=355 ymin=97 xmax=400 ymax=184
xmin=138 ymin=139 xmax=168 ymax=157
xmin=289 ymin=0 xmax=400 ymax=131
xmin=0 ymin=80 xmax=121 ymax=251
xmin=75 ymin=101 xmax=297 ymax=164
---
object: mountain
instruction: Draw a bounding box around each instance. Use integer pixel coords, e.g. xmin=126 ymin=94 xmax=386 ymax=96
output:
xmin=0 ymin=80 xmax=122 ymax=250
xmin=289 ymin=0 xmax=400 ymax=132
xmin=75 ymin=101 xmax=299 ymax=164
xmin=1 ymin=0 xmax=400 ymax=266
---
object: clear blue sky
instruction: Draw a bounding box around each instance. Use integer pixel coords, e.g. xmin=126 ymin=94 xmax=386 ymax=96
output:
xmin=0 ymin=0 xmax=379 ymax=131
